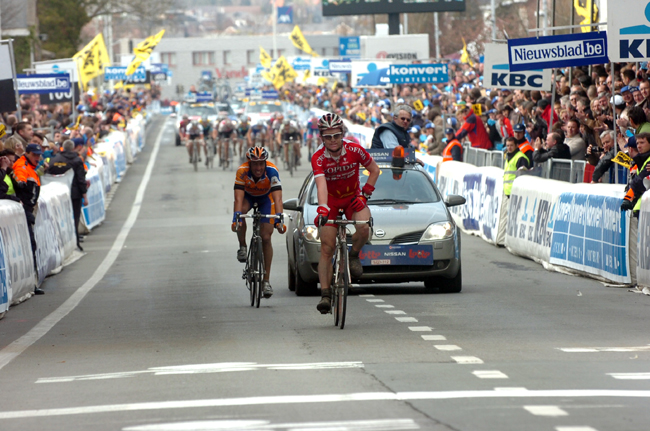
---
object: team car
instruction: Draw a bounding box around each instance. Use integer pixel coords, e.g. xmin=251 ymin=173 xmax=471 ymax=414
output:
xmin=243 ymin=100 xmax=285 ymax=125
xmin=283 ymin=148 xmax=466 ymax=296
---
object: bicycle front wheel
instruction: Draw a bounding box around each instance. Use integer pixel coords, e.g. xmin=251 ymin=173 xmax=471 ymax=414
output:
xmin=248 ymin=241 xmax=257 ymax=307
xmin=338 ymin=242 xmax=349 ymax=329
xmin=192 ymin=141 xmax=198 ymax=172
xmin=255 ymin=236 xmax=264 ymax=308
xmin=332 ymin=248 xmax=340 ymax=327
xmin=288 ymin=145 xmax=294 ymax=177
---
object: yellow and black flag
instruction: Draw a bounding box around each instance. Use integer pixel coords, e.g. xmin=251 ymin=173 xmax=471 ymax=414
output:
xmin=126 ymin=30 xmax=165 ymax=75
xmin=73 ymin=34 xmax=111 ymax=90
xmin=289 ymin=25 xmax=318 ymax=57
xmin=260 ymin=47 xmax=272 ymax=69
xmin=268 ymin=56 xmax=298 ymax=89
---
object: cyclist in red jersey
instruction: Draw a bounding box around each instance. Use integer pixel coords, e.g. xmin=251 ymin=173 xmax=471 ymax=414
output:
xmin=311 ymin=113 xmax=380 ymax=314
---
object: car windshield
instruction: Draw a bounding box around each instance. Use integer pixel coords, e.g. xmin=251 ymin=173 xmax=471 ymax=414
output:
xmin=215 ymin=103 xmax=234 ymax=115
xmin=246 ymin=103 xmax=283 ymax=114
xmin=308 ymin=169 xmax=440 ymax=205
xmin=183 ymin=105 xmax=217 ymax=117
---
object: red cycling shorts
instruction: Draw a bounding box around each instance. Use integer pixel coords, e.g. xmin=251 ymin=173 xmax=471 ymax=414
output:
xmin=324 ymin=193 xmax=365 ymax=227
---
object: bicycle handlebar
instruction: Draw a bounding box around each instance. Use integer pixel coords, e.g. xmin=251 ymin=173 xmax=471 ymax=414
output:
xmin=324 ymin=218 xmax=373 ymax=227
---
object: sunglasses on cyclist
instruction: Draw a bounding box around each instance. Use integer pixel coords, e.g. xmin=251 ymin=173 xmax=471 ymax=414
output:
xmin=321 ymin=132 xmax=343 ymax=141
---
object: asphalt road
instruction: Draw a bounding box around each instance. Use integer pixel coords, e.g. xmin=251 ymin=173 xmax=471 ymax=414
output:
xmin=0 ymin=116 xmax=649 ymax=431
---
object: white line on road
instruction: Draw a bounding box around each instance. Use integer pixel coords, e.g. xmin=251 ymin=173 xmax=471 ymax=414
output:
xmin=607 ymin=373 xmax=650 ymax=380
xmin=434 ymin=345 xmax=462 ymax=351
xmin=472 ymin=371 xmax=508 ymax=379
xmin=524 ymin=405 xmax=569 ymax=416
xmin=555 ymin=427 xmax=599 ymax=431
xmin=365 ymin=299 xmax=384 ymax=302
xmin=558 ymin=345 xmax=650 ymax=353
xmin=2 ymin=389 xmax=650 ymax=419
xmin=0 ymin=120 xmax=168 ymax=372
xmin=408 ymin=327 xmax=432 ymax=332
xmin=421 ymin=335 xmax=446 ymax=341
xmin=375 ymin=305 xmax=394 ymax=308
xmin=123 ymin=418 xmax=420 ymax=431
xmin=36 ymin=361 xmax=365 ymax=384
xmin=452 ymin=356 xmax=484 ymax=364
xmin=385 ymin=310 xmax=406 ymax=315
xmin=359 ymin=294 xmax=375 ymax=297
xmin=395 ymin=317 xmax=418 ymax=323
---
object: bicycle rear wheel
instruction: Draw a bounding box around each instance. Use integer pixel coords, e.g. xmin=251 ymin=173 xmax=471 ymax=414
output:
xmin=255 ymin=236 xmax=264 ymax=308
xmin=332 ymin=247 xmax=340 ymax=327
xmin=338 ymin=242 xmax=350 ymax=329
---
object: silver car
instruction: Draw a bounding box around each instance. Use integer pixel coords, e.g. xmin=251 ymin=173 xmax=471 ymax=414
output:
xmin=283 ymin=159 xmax=466 ymax=296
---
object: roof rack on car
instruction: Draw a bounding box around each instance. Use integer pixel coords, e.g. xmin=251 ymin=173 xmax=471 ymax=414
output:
xmin=367 ymin=147 xmax=417 ymax=167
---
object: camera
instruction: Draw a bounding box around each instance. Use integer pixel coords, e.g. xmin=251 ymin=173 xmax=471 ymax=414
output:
xmin=591 ymin=145 xmax=602 ymax=153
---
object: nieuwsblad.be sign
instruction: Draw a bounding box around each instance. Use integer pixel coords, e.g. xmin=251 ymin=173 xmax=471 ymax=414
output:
xmin=484 ymin=43 xmax=551 ymax=91
xmin=508 ymin=32 xmax=608 ymax=72
xmin=608 ymin=0 xmax=650 ymax=61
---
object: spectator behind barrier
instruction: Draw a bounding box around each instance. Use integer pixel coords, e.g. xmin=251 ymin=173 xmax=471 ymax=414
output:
xmin=564 ymin=118 xmax=587 ymax=160
xmin=589 ymin=130 xmax=617 ymax=183
xmin=621 ymin=133 xmax=650 ymax=216
xmin=371 ymin=104 xmax=411 ymax=149
xmin=532 ymin=132 xmax=571 ymax=164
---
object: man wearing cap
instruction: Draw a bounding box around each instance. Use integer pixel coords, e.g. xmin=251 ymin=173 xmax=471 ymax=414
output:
xmin=424 ymin=122 xmax=443 ymax=156
xmin=513 ymin=123 xmax=534 ymax=166
xmin=11 ymin=143 xmax=45 ymax=294
xmin=503 ymin=137 xmax=530 ymax=197
xmin=442 ymin=128 xmax=463 ymax=162
xmin=47 ymin=139 xmax=88 ymax=251
xmin=408 ymin=125 xmax=421 ymax=148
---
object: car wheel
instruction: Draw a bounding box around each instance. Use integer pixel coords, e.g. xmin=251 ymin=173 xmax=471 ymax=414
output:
xmin=288 ymin=261 xmax=296 ymax=292
xmin=295 ymin=266 xmax=319 ymax=296
xmin=424 ymin=264 xmax=462 ymax=293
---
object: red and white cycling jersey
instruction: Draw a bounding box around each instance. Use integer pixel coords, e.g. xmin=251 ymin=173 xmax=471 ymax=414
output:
xmin=311 ymin=139 xmax=373 ymax=199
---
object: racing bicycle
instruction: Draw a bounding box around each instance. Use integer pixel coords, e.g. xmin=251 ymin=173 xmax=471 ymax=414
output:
xmin=205 ymin=136 xmax=215 ymax=169
xmin=284 ymin=137 xmax=296 ymax=177
xmin=189 ymin=136 xmax=201 ymax=172
xmin=220 ymin=136 xmax=234 ymax=171
xmin=322 ymin=215 xmax=373 ymax=329
xmin=236 ymin=205 xmax=284 ymax=308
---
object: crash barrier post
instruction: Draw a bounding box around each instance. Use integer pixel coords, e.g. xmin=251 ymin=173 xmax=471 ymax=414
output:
xmin=638 ymin=191 xmax=650 ymax=290
xmin=506 ymin=176 xmax=635 ymax=285
xmin=437 ymin=161 xmax=506 ymax=246
xmin=0 ymin=114 xmax=149 ymax=319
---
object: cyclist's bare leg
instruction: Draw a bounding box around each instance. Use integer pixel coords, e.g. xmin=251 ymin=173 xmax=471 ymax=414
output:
xmin=260 ymin=222 xmax=274 ymax=282
xmin=294 ymin=142 xmax=301 ymax=162
xmin=350 ymin=207 xmax=371 ymax=253
xmin=317 ymin=226 xmax=337 ymax=291
xmin=236 ymin=200 xmax=251 ymax=248
xmin=186 ymin=139 xmax=194 ymax=158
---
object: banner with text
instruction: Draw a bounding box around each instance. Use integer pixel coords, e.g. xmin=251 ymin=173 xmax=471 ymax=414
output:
xmin=484 ymin=43 xmax=552 ymax=91
xmin=637 ymin=190 xmax=650 ymax=288
xmin=607 ymin=0 xmax=650 ymax=62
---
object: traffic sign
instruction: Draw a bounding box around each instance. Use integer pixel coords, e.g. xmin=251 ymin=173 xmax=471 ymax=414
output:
xmin=339 ymin=37 xmax=361 ymax=58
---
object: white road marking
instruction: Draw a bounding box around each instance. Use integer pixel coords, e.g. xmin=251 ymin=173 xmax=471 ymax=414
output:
xmin=366 ymin=299 xmax=384 ymax=303
xmin=2 ymin=390 xmax=650 ymax=419
xmin=452 ymin=356 xmax=484 ymax=364
xmin=359 ymin=294 xmax=375 ymax=297
xmin=555 ymin=427 xmax=599 ymax=431
xmin=408 ymin=327 xmax=432 ymax=332
xmin=395 ymin=317 xmax=418 ymax=323
xmin=608 ymin=373 xmax=650 ymax=380
xmin=0 ymin=120 xmax=168 ymax=372
xmin=472 ymin=371 xmax=508 ymax=379
xmin=375 ymin=305 xmax=394 ymax=308
xmin=36 ymin=362 xmax=364 ymax=384
xmin=434 ymin=345 xmax=462 ymax=351
xmin=558 ymin=345 xmax=650 ymax=353
xmin=123 ymin=418 xmax=420 ymax=431
xmin=421 ymin=335 xmax=446 ymax=341
xmin=524 ymin=405 xmax=569 ymax=416
xmin=385 ymin=310 xmax=406 ymax=315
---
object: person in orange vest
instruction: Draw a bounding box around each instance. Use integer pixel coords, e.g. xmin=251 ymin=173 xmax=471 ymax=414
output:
xmin=11 ymin=143 xmax=44 ymax=294
xmin=442 ymin=128 xmax=463 ymax=162
xmin=513 ymin=123 xmax=534 ymax=167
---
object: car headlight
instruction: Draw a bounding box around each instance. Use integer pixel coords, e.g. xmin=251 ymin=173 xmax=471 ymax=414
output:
xmin=302 ymin=225 xmax=320 ymax=242
xmin=421 ymin=222 xmax=454 ymax=241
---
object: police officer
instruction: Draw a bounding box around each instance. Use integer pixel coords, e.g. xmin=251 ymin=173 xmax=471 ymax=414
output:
xmin=47 ymin=139 xmax=88 ymax=250
xmin=503 ymin=137 xmax=530 ymax=197
xmin=442 ymin=128 xmax=463 ymax=162
xmin=513 ymin=123 xmax=534 ymax=166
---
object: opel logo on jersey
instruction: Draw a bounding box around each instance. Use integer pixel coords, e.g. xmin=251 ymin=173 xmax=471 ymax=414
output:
xmin=375 ymin=229 xmax=386 ymax=238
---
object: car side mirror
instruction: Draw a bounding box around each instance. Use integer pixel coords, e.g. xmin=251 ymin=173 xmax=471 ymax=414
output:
xmin=283 ymin=198 xmax=303 ymax=212
xmin=445 ymin=195 xmax=466 ymax=208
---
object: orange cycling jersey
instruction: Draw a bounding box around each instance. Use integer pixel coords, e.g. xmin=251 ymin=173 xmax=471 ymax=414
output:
xmin=234 ymin=161 xmax=282 ymax=197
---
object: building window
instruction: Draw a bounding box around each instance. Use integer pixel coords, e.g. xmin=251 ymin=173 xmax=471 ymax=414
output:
xmin=223 ymin=50 xmax=232 ymax=65
xmin=277 ymin=49 xmax=284 ymax=58
xmin=161 ymin=52 xmax=176 ymax=67
xmin=192 ymin=51 xmax=215 ymax=66
xmin=247 ymin=49 xmax=255 ymax=65
xmin=322 ymin=48 xmax=327 ymax=56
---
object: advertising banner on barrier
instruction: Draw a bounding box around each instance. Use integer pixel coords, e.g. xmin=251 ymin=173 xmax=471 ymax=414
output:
xmin=0 ymin=228 xmax=9 ymax=315
xmin=549 ymin=189 xmax=631 ymax=284
xmin=82 ymin=167 xmax=107 ymax=231
xmin=46 ymin=183 xmax=76 ymax=263
xmin=505 ymin=177 xmax=563 ymax=263
xmin=417 ymin=154 xmax=443 ymax=183
xmin=607 ymin=0 xmax=650 ymax=62
xmin=0 ymin=201 xmax=36 ymax=304
xmin=34 ymin=188 xmax=64 ymax=285
xmin=508 ymin=32 xmax=609 ymax=72
xmin=637 ymin=191 xmax=650 ymax=288
xmin=17 ymin=73 xmax=71 ymax=94
xmin=389 ymin=64 xmax=448 ymax=84
xmin=484 ymin=43 xmax=552 ymax=91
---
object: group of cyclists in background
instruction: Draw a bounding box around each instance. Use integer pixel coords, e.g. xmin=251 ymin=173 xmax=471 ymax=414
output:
xmin=177 ymin=109 xmax=321 ymax=172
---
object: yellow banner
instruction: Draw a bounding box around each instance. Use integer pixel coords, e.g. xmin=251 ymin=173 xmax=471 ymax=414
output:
xmin=413 ymin=100 xmax=424 ymax=111
xmin=612 ymin=151 xmax=633 ymax=169
xmin=460 ymin=37 xmax=474 ymax=67
xmin=574 ymin=0 xmax=599 ymax=33
xmin=260 ymin=47 xmax=272 ymax=69
xmin=290 ymin=25 xmax=318 ymax=57
xmin=267 ymin=56 xmax=298 ymax=89
xmin=472 ymin=104 xmax=483 ymax=116
xmin=73 ymin=33 xmax=111 ymax=90
xmin=126 ymin=30 xmax=165 ymax=75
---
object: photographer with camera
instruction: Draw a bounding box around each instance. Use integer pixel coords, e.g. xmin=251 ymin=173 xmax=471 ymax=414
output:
xmin=589 ymin=130 xmax=617 ymax=183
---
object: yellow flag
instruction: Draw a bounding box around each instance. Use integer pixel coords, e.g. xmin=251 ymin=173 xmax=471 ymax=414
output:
xmin=268 ymin=56 xmax=298 ymax=89
xmin=290 ymin=25 xmax=318 ymax=57
xmin=460 ymin=37 xmax=473 ymax=67
xmin=260 ymin=47 xmax=272 ymax=69
xmin=472 ymin=104 xmax=482 ymax=116
xmin=302 ymin=69 xmax=311 ymax=83
xmin=126 ymin=30 xmax=165 ymax=75
xmin=612 ymin=151 xmax=633 ymax=169
xmin=114 ymin=81 xmax=124 ymax=89
xmin=413 ymin=100 xmax=424 ymax=111
xmin=574 ymin=0 xmax=599 ymax=33
xmin=73 ymin=33 xmax=111 ymax=90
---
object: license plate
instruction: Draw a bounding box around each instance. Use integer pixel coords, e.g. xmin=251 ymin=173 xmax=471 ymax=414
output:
xmin=358 ymin=245 xmax=434 ymax=266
